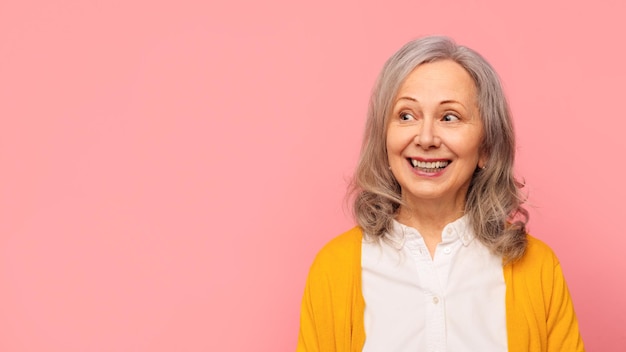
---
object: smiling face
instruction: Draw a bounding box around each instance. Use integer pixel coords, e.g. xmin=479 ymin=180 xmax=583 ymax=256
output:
xmin=386 ymin=59 xmax=485 ymax=210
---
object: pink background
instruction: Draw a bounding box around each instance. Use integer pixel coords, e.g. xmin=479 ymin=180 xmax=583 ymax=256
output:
xmin=1 ymin=0 xmax=624 ymax=350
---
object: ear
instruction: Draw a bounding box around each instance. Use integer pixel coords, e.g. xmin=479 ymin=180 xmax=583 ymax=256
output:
xmin=477 ymin=153 xmax=488 ymax=170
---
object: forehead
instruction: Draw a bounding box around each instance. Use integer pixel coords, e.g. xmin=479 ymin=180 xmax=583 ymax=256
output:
xmin=395 ymin=59 xmax=478 ymax=104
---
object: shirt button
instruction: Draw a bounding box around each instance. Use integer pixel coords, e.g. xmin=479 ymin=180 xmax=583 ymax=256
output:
xmin=432 ymin=296 xmax=439 ymax=304
xmin=446 ymin=228 xmax=453 ymax=234
xmin=443 ymin=247 xmax=451 ymax=254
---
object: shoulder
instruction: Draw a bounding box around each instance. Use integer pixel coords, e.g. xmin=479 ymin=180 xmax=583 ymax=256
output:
xmin=317 ymin=226 xmax=363 ymax=257
xmin=310 ymin=226 xmax=363 ymax=273
xmin=506 ymin=234 xmax=562 ymax=285
xmin=299 ymin=227 xmax=366 ymax=350
xmin=304 ymin=227 xmax=363 ymax=291
xmin=302 ymin=226 xmax=363 ymax=307
xmin=517 ymin=234 xmax=560 ymax=269
xmin=504 ymin=235 xmax=584 ymax=351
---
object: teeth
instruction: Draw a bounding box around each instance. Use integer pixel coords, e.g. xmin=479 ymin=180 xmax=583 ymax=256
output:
xmin=410 ymin=159 xmax=449 ymax=169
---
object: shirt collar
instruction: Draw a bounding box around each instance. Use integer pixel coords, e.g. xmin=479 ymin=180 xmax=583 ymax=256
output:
xmin=390 ymin=215 xmax=475 ymax=247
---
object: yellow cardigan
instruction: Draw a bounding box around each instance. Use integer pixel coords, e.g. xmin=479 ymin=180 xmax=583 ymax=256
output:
xmin=297 ymin=227 xmax=584 ymax=351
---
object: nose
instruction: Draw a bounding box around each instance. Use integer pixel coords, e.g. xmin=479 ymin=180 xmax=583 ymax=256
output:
xmin=414 ymin=118 xmax=440 ymax=150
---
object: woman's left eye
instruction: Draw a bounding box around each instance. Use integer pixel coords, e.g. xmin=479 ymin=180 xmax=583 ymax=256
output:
xmin=442 ymin=113 xmax=460 ymax=122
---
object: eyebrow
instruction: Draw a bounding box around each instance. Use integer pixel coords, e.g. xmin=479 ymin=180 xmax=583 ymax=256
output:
xmin=397 ymin=96 xmax=418 ymax=103
xmin=396 ymin=96 xmax=465 ymax=108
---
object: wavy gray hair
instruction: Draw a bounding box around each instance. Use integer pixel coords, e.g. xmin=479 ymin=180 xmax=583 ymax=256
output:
xmin=350 ymin=36 xmax=528 ymax=261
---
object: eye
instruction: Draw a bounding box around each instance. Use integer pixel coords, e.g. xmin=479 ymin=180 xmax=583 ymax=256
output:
xmin=442 ymin=113 xmax=460 ymax=122
xmin=400 ymin=112 xmax=415 ymax=121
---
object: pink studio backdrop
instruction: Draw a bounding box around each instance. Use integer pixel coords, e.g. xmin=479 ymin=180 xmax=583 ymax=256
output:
xmin=1 ymin=0 xmax=624 ymax=351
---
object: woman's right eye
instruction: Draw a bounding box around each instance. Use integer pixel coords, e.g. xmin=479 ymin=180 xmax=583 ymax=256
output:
xmin=400 ymin=112 xmax=414 ymax=121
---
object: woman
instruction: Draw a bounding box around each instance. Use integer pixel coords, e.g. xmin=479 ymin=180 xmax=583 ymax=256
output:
xmin=297 ymin=36 xmax=584 ymax=351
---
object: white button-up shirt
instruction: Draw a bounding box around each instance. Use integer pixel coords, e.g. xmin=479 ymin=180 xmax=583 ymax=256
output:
xmin=362 ymin=216 xmax=507 ymax=352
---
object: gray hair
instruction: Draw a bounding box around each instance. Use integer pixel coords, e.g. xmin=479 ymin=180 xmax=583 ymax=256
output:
xmin=349 ymin=36 xmax=528 ymax=261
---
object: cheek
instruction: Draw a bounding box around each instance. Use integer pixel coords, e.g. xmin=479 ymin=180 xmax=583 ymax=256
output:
xmin=385 ymin=130 xmax=397 ymax=156
xmin=447 ymin=130 xmax=483 ymax=157
xmin=386 ymin=127 xmax=411 ymax=153
xmin=451 ymin=140 xmax=480 ymax=158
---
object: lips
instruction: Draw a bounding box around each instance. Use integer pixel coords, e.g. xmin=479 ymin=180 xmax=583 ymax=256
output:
xmin=408 ymin=158 xmax=450 ymax=173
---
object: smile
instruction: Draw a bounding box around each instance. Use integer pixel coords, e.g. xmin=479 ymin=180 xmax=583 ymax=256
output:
xmin=408 ymin=158 xmax=450 ymax=173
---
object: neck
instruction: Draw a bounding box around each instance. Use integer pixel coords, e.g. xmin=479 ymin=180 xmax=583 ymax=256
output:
xmin=395 ymin=197 xmax=466 ymax=257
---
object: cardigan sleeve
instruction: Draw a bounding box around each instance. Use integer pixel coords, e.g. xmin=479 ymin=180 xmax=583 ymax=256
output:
xmin=546 ymin=261 xmax=585 ymax=351
xmin=296 ymin=228 xmax=365 ymax=352
xmin=297 ymin=250 xmax=337 ymax=352
xmin=507 ymin=236 xmax=585 ymax=352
